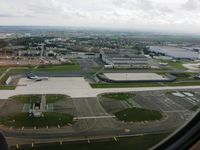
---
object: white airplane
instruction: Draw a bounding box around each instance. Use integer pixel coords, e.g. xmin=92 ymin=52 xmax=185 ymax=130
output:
xmin=26 ymin=73 xmax=49 ymax=81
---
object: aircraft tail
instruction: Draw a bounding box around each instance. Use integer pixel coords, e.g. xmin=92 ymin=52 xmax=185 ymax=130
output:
xmin=25 ymin=73 xmax=32 ymax=79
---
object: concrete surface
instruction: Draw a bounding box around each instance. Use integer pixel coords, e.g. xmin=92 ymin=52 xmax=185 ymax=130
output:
xmin=1 ymin=77 xmax=200 ymax=99
xmin=183 ymin=63 xmax=200 ymax=70
xmin=104 ymin=73 xmax=168 ymax=81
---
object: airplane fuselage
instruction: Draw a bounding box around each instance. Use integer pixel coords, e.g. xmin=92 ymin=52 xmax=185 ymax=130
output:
xmin=26 ymin=73 xmax=49 ymax=81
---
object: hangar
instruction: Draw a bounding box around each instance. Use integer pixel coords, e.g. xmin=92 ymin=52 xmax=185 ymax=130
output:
xmin=100 ymin=49 xmax=150 ymax=69
xmin=149 ymin=46 xmax=199 ymax=60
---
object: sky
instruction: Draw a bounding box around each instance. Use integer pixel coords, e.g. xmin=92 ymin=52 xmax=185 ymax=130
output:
xmin=0 ymin=0 xmax=200 ymax=34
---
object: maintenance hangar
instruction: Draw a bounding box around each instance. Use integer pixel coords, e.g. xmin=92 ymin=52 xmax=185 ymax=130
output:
xmin=149 ymin=46 xmax=199 ymax=60
xmin=100 ymin=49 xmax=150 ymax=69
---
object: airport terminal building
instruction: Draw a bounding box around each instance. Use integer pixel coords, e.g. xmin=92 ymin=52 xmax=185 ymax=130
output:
xmin=100 ymin=49 xmax=150 ymax=69
xmin=149 ymin=46 xmax=199 ymax=60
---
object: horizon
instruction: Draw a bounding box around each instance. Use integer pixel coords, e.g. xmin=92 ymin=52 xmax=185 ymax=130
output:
xmin=0 ymin=0 xmax=200 ymax=35
xmin=1 ymin=25 xmax=200 ymax=36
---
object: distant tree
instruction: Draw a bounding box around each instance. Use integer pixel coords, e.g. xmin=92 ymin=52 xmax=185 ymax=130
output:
xmin=10 ymin=37 xmax=47 ymax=46
xmin=0 ymin=40 xmax=8 ymax=48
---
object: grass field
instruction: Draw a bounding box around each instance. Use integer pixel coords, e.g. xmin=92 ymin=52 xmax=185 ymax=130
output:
xmin=0 ymin=85 xmax=16 ymax=90
xmin=114 ymin=108 xmax=163 ymax=122
xmin=10 ymin=95 xmax=41 ymax=104
xmin=91 ymin=80 xmax=200 ymax=88
xmin=35 ymin=64 xmax=80 ymax=72
xmin=10 ymin=94 xmax=67 ymax=104
xmin=159 ymin=60 xmax=187 ymax=70
xmin=0 ymin=64 xmax=80 ymax=74
xmin=0 ymin=112 xmax=74 ymax=127
xmin=171 ymin=72 xmax=197 ymax=81
xmin=0 ymin=67 xmax=31 ymax=90
xmin=10 ymin=133 xmax=170 ymax=150
xmin=101 ymin=93 xmax=135 ymax=101
xmin=0 ymin=73 xmax=10 ymax=84
xmin=91 ymin=82 xmax=162 ymax=88
xmin=45 ymin=94 xmax=68 ymax=103
xmin=167 ymin=61 xmax=186 ymax=70
xmin=167 ymin=81 xmax=200 ymax=86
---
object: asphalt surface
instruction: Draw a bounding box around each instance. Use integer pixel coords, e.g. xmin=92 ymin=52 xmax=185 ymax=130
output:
xmin=1 ymin=90 xmax=199 ymax=146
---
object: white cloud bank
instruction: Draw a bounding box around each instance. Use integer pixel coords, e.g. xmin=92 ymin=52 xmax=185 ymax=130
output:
xmin=0 ymin=0 xmax=200 ymax=33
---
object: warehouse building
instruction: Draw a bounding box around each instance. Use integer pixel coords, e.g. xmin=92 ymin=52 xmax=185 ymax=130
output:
xmin=100 ymin=49 xmax=150 ymax=69
xmin=149 ymin=46 xmax=199 ymax=60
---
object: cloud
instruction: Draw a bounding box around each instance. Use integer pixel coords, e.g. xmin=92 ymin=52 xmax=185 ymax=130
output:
xmin=0 ymin=14 xmax=15 ymax=18
xmin=0 ymin=0 xmax=199 ymax=33
xmin=182 ymin=0 xmax=200 ymax=11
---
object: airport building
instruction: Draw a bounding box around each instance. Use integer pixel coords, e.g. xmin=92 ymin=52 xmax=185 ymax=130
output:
xmin=100 ymin=49 xmax=150 ymax=69
xmin=40 ymin=44 xmax=47 ymax=57
xmin=71 ymin=52 xmax=99 ymax=59
xmin=149 ymin=46 xmax=199 ymax=60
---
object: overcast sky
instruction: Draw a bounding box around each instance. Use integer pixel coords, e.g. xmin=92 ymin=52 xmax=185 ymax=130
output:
xmin=0 ymin=0 xmax=200 ymax=34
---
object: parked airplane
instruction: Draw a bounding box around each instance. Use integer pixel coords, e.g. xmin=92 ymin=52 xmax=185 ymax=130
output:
xmin=26 ymin=73 xmax=49 ymax=81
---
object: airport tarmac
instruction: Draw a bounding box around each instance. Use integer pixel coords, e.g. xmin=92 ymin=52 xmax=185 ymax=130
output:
xmin=1 ymin=77 xmax=200 ymax=99
xmin=104 ymin=73 xmax=168 ymax=81
xmin=183 ymin=63 xmax=200 ymax=71
xmin=2 ymin=89 xmax=199 ymax=146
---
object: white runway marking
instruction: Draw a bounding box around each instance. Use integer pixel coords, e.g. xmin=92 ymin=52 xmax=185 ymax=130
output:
xmin=74 ymin=115 xmax=116 ymax=120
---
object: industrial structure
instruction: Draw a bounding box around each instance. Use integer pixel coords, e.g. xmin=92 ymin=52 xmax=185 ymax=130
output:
xmin=149 ymin=46 xmax=199 ymax=60
xmin=100 ymin=49 xmax=150 ymax=69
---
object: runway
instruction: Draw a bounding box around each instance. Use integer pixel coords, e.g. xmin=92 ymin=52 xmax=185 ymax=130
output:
xmin=1 ymin=77 xmax=200 ymax=99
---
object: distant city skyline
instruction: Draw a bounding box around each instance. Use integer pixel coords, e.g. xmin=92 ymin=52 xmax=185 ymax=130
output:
xmin=0 ymin=0 xmax=200 ymax=34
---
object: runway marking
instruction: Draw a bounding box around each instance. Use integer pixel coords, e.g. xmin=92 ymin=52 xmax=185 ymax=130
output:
xmin=74 ymin=115 xmax=115 ymax=120
xmin=22 ymin=104 xmax=31 ymax=112
xmin=16 ymin=144 xmax=19 ymax=149
xmin=185 ymin=97 xmax=197 ymax=105
xmin=47 ymin=104 xmax=53 ymax=112
xmin=162 ymin=95 xmax=186 ymax=110
xmin=164 ymin=110 xmax=188 ymax=113
xmin=115 ymin=134 xmax=145 ymax=139
xmin=87 ymin=138 xmax=90 ymax=143
xmin=113 ymin=136 xmax=118 ymax=141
